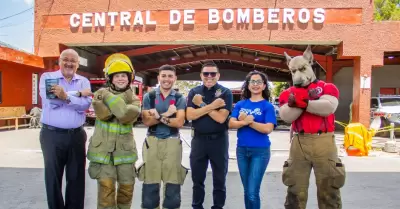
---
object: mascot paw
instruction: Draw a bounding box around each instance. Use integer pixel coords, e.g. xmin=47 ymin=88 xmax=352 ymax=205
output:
xmin=288 ymin=93 xmax=296 ymax=107
xmin=308 ymin=88 xmax=320 ymax=100
xmin=290 ymin=88 xmax=309 ymax=109
xmin=296 ymin=99 xmax=309 ymax=109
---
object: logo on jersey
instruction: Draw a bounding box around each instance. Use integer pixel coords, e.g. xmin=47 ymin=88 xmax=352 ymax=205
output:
xmin=309 ymin=87 xmax=323 ymax=100
xmin=239 ymin=108 xmax=262 ymax=116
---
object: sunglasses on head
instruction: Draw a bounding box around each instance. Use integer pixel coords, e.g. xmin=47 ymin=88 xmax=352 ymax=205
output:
xmin=202 ymin=72 xmax=217 ymax=77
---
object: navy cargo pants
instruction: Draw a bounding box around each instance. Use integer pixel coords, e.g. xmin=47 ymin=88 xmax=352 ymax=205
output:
xmin=190 ymin=131 xmax=229 ymax=209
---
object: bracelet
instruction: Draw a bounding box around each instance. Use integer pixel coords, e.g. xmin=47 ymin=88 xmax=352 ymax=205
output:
xmin=199 ymin=102 xmax=206 ymax=107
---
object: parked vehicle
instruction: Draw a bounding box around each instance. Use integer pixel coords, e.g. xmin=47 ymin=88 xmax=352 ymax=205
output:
xmin=370 ymin=94 xmax=400 ymax=137
xmin=271 ymin=98 xmax=284 ymax=125
xmin=231 ymin=89 xmax=241 ymax=108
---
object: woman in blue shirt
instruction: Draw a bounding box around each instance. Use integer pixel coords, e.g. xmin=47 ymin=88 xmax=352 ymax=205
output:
xmin=229 ymin=70 xmax=277 ymax=209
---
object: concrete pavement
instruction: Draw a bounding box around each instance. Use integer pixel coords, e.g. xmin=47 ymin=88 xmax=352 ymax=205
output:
xmin=2 ymin=168 xmax=400 ymax=209
xmin=1 ymin=127 xmax=400 ymax=208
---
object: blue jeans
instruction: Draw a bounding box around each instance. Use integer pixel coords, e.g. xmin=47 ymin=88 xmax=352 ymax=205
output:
xmin=236 ymin=146 xmax=271 ymax=209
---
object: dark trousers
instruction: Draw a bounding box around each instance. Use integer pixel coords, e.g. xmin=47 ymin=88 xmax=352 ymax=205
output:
xmin=190 ymin=131 xmax=229 ymax=209
xmin=39 ymin=124 xmax=87 ymax=209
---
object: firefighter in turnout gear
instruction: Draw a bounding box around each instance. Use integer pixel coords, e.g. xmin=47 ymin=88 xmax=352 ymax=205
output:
xmin=87 ymin=53 xmax=141 ymax=209
xmin=138 ymin=64 xmax=188 ymax=209
xmin=279 ymin=46 xmax=346 ymax=209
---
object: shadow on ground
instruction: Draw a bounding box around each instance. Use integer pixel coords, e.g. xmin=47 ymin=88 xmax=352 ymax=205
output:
xmin=1 ymin=168 xmax=400 ymax=209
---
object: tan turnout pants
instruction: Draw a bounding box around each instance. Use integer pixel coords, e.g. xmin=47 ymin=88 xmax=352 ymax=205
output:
xmin=88 ymin=163 xmax=136 ymax=209
xmin=282 ymin=133 xmax=346 ymax=209
xmin=137 ymin=136 xmax=189 ymax=209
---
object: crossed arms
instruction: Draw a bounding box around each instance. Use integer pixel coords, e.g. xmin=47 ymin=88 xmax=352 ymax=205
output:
xmin=92 ymin=88 xmax=141 ymax=124
xmin=141 ymin=94 xmax=186 ymax=128
xmin=38 ymin=73 xmax=92 ymax=111
xmin=186 ymin=89 xmax=233 ymax=124
xmin=279 ymin=84 xmax=339 ymax=123
xmin=228 ymin=103 xmax=275 ymax=134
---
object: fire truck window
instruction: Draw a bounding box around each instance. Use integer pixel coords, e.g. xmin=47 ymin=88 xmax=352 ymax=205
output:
xmin=371 ymin=98 xmax=378 ymax=108
xmin=92 ymin=83 xmax=106 ymax=92
xmin=233 ymin=94 xmax=241 ymax=104
xmin=0 ymin=71 xmax=2 ymax=104
xmin=134 ymin=86 xmax=139 ymax=95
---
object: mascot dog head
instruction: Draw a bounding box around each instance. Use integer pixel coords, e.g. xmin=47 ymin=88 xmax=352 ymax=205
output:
xmin=284 ymin=45 xmax=316 ymax=87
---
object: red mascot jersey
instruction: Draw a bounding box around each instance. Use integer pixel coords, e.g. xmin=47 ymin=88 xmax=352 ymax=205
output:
xmin=279 ymin=80 xmax=339 ymax=134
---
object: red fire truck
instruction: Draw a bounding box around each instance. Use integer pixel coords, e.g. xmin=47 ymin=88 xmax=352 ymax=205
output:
xmin=85 ymin=77 xmax=145 ymax=125
xmin=231 ymin=88 xmax=242 ymax=107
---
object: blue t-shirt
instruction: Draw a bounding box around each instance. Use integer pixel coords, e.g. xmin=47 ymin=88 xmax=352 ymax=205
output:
xmin=230 ymin=99 xmax=277 ymax=148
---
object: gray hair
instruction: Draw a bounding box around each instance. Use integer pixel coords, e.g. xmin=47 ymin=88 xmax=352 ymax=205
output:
xmin=59 ymin=49 xmax=79 ymax=60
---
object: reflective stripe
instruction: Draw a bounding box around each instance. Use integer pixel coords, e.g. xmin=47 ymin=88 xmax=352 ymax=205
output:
xmin=105 ymin=95 xmax=122 ymax=108
xmin=114 ymin=154 xmax=138 ymax=165
xmin=87 ymin=152 xmax=111 ymax=164
xmin=95 ymin=119 xmax=132 ymax=134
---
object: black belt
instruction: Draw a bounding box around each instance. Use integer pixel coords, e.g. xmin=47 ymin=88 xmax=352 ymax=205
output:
xmin=194 ymin=130 xmax=227 ymax=137
xmin=296 ymin=130 xmax=330 ymax=135
xmin=42 ymin=123 xmax=83 ymax=133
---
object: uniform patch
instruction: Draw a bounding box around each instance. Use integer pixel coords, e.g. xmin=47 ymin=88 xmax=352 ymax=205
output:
xmin=215 ymin=89 xmax=222 ymax=97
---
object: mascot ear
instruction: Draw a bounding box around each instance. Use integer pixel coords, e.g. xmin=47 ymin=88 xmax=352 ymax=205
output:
xmin=284 ymin=52 xmax=292 ymax=66
xmin=303 ymin=45 xmax=313 ymax=64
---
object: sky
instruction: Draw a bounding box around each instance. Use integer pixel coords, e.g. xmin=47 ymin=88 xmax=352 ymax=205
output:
xmin=0 ymin=0 xmax=34 ymax=53
xmin=0 ymin=1 xmax=269 ymax=89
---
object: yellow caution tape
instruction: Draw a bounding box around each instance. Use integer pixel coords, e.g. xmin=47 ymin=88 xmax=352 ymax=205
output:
xmin=334 ymin=120 xmax=398 ymax=133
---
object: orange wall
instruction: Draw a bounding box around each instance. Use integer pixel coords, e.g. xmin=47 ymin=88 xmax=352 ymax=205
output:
xmin=34 ymin=0 xmax=400 ymax=58
xmin=0 ymin=60 xmax=46 ymax=112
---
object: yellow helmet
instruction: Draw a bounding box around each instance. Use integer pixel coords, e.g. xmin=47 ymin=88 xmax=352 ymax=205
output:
xmin=103 ymin=53 xmax=134 ymax=80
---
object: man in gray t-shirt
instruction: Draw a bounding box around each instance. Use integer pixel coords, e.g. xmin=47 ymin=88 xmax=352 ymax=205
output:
xmin=138 ymin=65 xmax=188 ymax=209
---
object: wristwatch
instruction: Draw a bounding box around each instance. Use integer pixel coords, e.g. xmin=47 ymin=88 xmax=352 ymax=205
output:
xmin=76 ymin=91 xmax=82 ymax=97
xmin=199 ymin=102 xmax=206 ymax=107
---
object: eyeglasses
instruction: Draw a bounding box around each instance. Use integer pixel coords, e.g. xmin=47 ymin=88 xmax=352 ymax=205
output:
xmin=202 ymin=72 xmax=217 ymax=77
xmin=61 ymin=59 xmax=78 ymax=64
xmin=249 ymin=80 xmax=264 ymax=85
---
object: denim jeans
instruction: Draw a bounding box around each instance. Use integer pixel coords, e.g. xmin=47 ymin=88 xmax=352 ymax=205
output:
xmin=236 ymin=146 xmax=271 ymax=209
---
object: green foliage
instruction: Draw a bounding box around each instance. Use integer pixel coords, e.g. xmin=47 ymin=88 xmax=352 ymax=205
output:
xmin=374 ymin=0 xmax=400 ymax=21
xmin=272 ymin=82 xmax=290 ymax=97
xmin=174 ymin=80 xmax=201 ymax=96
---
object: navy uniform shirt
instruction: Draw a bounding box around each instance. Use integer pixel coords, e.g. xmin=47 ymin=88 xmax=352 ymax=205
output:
xmin=187 ymin=83 xmax=233 ymax=134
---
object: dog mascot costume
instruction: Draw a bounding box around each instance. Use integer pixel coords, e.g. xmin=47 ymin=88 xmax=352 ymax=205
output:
xmin=87 ymin=53 xmax=141 ymax=209
xmin=279 ymin=46 xmax=346 ymax=209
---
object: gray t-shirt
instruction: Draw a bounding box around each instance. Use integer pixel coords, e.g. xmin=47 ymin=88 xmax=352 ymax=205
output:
xmin=142 ymin=88 xmax=186 ymax=139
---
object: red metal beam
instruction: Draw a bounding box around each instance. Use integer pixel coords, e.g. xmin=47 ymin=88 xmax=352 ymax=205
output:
xmin=99 ymin=45 xmax=191 ymax=60
xmin=135 ymin=52 xmax=288 ymax=72
xmin=332 ymin=60 xmax=353 ymax=74
xmin=229 ymin=44 xmax=328 ymax=63
xmin=326 ymin=56 xmax=333 ymax=83
xmin=384 ymin=56 xmax=400 ymax=65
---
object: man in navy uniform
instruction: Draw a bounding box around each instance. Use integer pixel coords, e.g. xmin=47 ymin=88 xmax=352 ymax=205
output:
xmin=186 ymin=62 xmax=233 ymax=209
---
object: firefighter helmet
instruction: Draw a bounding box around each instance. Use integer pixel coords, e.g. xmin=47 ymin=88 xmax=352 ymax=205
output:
xmin=103 ymin=53 xmax=134 ymax=80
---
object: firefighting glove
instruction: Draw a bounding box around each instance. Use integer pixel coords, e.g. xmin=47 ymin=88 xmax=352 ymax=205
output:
xmin=122 ymin=88 xmax=135 ymax=104
xmin=93 ymin=89 xmax=113 ymax=121
xmin=288 ymin=88 xmax=309 ymax=109
xmin=307 ymin=82 xmax=320 ymax=100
